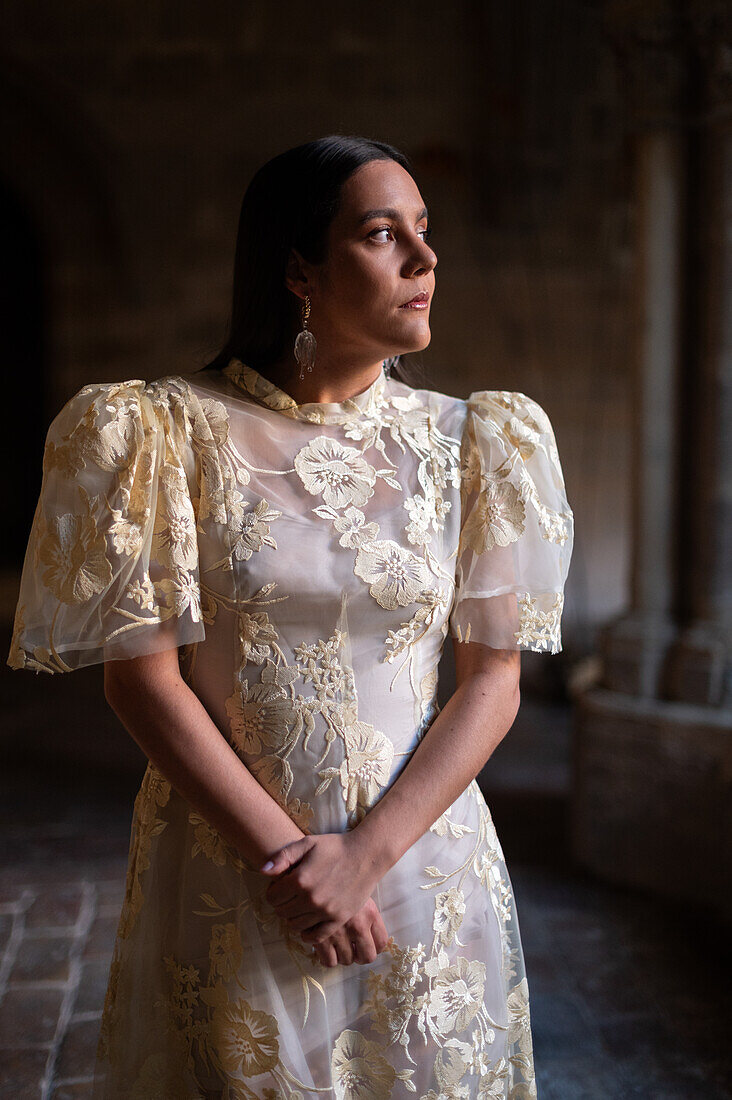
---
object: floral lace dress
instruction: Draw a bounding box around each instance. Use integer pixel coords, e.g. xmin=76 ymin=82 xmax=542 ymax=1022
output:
xmin=7 ymin=358 xmax=574 ymax=1100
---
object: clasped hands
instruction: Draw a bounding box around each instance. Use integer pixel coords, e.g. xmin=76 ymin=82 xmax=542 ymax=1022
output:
xmin=260 ymin=830 xmax=390 ymax=969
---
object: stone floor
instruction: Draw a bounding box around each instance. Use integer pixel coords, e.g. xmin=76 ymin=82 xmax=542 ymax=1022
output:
xmin=0 ymin=757 xmax=730 ymax=1099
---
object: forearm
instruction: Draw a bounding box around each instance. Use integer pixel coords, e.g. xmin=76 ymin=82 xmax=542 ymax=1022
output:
xmin=354 ymin=665 xmax=520 ymax=874
xmin=105 ymin=670 xmax=306 ymax=869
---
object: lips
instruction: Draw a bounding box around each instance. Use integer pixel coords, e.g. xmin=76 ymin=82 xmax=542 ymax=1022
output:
xmin=399 ymin=291 xmax=430 ymax=307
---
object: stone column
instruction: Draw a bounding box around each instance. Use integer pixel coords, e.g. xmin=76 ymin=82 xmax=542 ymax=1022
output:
xmin=597 ymin=4 xmax=689 ymax=698
xmin=665 ymin=6 xmax=732 ymax=707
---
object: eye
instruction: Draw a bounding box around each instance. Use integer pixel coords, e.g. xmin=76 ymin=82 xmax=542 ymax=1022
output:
xmin=369 ymin=224 xmax=433 ymax=243
xmin=369 ymin=226 xmax=395 ymax=242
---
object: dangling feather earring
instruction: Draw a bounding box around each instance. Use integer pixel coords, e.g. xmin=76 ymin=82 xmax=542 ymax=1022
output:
xmin=383 ymin=355 xmax=400 ymax=378
xmin=294 ymin=294 xmax=317 ymax=381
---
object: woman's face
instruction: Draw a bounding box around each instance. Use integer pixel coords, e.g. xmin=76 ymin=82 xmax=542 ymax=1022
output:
xmin=294 ymin=158 xmax=437 ymax=365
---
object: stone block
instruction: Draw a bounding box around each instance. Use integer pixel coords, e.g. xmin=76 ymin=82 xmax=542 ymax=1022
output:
xmin=81 ymin=915 xmax=119 ymax=961
xmin=74 ymin=959 xmax=114 ymax=1016
xmin=10 ymin=933 xmax=76 ymax=983
xmin=571 ymin=688 xmax=732 ymax=922
xmin=55 ymin=1016 xmax=102 ymax=1082
xmin=0 ymin=985 xmax=64 ymax=1046
xmin=0 ymin=1046 xmax=50 ymax=1099
xmin=52 ymin=1080 xmax=96 ymax=1098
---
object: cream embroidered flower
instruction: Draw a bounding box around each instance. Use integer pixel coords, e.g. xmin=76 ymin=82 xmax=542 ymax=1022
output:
xmin=514 ymin=591 xmax=563 ymax=652
xmin=333 ymin=506 xmax=380 ymax=548
xmin=428 ymin=957 xmax=486 ymax=1035
xmin=502 ymin=414 xmax=541 ymax=459
xmin=153 ymin=464 xmax=199 ymax=570
xmin=433 ymin=1041 xmax=472 ymax=1095
xmin=331 ymin=1028 xmax=397 ymax=1100
xmin=237 ymin=610 xmax=279 ymax=664
xmin=225 ymin=497 xmax=282 ymax=562
xmin=403 ymin=491 xmax=435 ymax=545
xmin=467 ymin=1027 xmax=494 ymax=1076
xmin=154 ymin=570 xmax=202 ymax=622
xmin=433 ymin=887 xmax=467 ymax=947
xmin=124 ymin=575 xmax=156 ymax=610
xmin=250 ymin=753 xmax=295 ymax=805
xmin=211 ymin=997 xmax=280 ymax=1078
xmin=88 ymin=404 xmax=143 ymax=474
xmin=472 ymin=846 xmax=500 ymax=890
xmin=109 ymin=509 xmax=145 ymax=557
xmin=295 ymin=628 xmax=352 ymax=701
xmin=38 ymin=487 xmax=113 ymax=605
xmin=506 ymin=978 xmax=533 ymax=1053
xmin=225 ymin=677 xmax=296 ymax=756
xmin=294 ymin=436 xmax=377 ymax=509
xmin=477 ymin=1057 xmax=510 ymax=1098
xmin=339 ymin=722 xmax=394 ymax=814
xmin=195 ymin=396 xmax=230 ymax=447
xmin=353 ymin=539 xmax=432 ymax=609
xmin=460 ymin=476 xmax=525 ymax=554
xmin=343 ymin=414 xmax=383 ymax=444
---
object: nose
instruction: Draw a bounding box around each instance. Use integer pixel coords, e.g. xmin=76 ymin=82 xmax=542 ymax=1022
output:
xmin=407 ymin=234 xmax=437 ymax=275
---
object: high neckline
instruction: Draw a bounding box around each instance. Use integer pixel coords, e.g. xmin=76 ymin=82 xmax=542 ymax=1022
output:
xmin=221 ymin=357 xmax=389 ymax=424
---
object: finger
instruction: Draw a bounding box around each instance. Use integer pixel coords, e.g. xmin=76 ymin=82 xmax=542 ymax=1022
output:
xmin=259 ymin=851 xmax=292 ymax=876
xmin=260 ymin=837 xmax=313 ymax=875
xmin=265 ymin=869 xmax=311 ymax=907
xmin=271 ymin=896 xmax=311 ymax=920
xmin=350 ymin=926 xmax=378 ymax=965
xmin=371 ymin=913 xmax=390 ymax=954
xmin=303 ymin=919 xmax=346 ymax=944
xmin=368 ymin=906 xmax=388 ymax=943
xmin=331 ymin=928 xmax=354 ymax=967
xmin=300 ymin=920 xmax=332 ymax=943
xmin=314 ymin=941 xmax=337 ymax=968
xmin=285 ymin=911 xmax=323 ymax=934
xmin=374 ymin=929 xmax=390 ymax=954
xmin=265 ymin=881 xmax=301 ymax=908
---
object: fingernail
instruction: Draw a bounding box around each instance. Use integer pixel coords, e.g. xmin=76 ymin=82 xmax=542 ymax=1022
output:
xmin=261 ymin=860 xmax=274 ymax=871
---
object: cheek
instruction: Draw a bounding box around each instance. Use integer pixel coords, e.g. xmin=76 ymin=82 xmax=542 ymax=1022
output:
xmin=326 ymin=248 xmax=392 ymax=305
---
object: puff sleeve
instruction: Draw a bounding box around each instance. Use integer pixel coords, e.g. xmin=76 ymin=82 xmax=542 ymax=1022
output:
xmin=7 ymin=378 xmax=206 ymax=674
xmin=448 ymin=390 xmax=574 ymax=653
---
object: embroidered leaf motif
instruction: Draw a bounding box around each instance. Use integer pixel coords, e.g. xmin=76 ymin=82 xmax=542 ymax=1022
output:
xmin=315 ymin=767 xmax=339 ymax=797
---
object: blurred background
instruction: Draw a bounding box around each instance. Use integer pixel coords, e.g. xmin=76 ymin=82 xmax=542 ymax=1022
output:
xmin=1 ymin=1 xmax=730 ymax=1096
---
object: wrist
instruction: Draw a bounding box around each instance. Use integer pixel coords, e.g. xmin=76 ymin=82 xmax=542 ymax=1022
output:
xmin=346 ymin=811 xmax=402 ymax=879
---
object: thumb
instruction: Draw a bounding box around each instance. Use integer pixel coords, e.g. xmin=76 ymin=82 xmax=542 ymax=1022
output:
xmin=260 ymin=837 xmax=313 ymax=875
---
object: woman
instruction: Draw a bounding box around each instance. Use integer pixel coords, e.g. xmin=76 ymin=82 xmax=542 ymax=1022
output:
xmin=7 ymin=134 xmax=573 ymax=1098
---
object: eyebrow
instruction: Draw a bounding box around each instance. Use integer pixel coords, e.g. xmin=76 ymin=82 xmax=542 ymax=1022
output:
xmin=357 ymin=205 xmax=429 ymax=226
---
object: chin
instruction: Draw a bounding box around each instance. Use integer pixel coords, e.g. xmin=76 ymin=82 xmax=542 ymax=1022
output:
xmin=409 ymin=329 xmax=432 ymax=353
xmin=391 ymin=324 xmax=431 ymax=356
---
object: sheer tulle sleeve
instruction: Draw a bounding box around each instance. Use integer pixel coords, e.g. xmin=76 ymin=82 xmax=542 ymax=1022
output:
xmin=7 ymin=378 xmax=206 ymax=674
xmin=448 ymin=390 xmax=574 ymax=653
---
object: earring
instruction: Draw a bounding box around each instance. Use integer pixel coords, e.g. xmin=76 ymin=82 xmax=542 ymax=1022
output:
xmin=294 ymin=295 xmax=317 ymax=381
xmin=383 ymin=355 xmax=400 ymax=378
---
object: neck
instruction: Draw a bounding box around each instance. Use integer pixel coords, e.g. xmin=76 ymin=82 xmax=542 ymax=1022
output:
xmin=263 ymin=349 xmax=386 ymax=405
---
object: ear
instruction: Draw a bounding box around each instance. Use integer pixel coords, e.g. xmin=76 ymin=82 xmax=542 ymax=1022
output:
xmin=284 ymin=247 xmax=310 ymax=298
